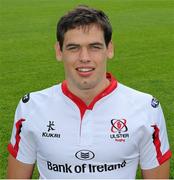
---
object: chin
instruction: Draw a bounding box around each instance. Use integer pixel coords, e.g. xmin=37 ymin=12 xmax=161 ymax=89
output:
xmin=78 ymin=81 xmax=97 ymax=90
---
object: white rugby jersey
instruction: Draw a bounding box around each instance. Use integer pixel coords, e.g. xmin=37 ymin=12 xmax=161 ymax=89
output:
xmin=8 ymin=73 xmax=172 ymax=179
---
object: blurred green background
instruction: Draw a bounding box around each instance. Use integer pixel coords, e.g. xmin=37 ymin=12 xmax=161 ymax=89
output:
xmin=0 ymin=0 xmax=173 ymax=178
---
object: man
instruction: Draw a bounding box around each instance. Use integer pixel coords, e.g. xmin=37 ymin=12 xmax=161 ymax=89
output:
xmin=7 ymin=5 xmax=172 ymax=179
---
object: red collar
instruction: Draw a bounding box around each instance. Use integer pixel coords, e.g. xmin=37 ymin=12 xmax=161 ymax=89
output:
xmin=61 ymin=73 xmax=118 ymax=119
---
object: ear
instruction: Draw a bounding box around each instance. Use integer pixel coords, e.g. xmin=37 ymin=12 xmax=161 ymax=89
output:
xmin=55 ymin=42 xmax=63 ymax=61
xmin=107 ymin=41 xmax=114 ymax=59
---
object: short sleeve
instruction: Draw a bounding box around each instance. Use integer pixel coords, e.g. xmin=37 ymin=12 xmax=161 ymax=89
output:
xmin=7 ymin=98 xmax=37 ymax=164
xmin=139 ymin=100 xmax=172 ymax=170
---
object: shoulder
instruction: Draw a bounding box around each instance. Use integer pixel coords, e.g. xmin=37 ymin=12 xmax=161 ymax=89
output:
xmin=16 ymin=84 xmax=62 ymax=116
xmin=21 ymin=84 xmax=61 ymax=104
xmin=115 ymin=83 xmax=164 ymax=131
xmin=116 ymin=82 xmax=160 ymax=110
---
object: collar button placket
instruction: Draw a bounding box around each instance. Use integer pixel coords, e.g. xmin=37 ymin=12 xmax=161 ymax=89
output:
xmin=79 ymin=110 xmax=93 ymax=146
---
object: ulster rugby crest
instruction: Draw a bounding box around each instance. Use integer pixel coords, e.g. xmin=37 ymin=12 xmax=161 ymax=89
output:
xmin=110 ymin=119 xmax=129 ymax=142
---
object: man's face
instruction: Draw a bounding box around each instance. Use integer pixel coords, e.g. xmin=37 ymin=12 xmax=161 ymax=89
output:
xmin=55 ymin=25 xmax=113 ymax=91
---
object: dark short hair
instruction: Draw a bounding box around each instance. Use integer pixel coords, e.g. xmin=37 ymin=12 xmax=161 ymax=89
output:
xmin=56 ymin=5 xmax=112 ymax=50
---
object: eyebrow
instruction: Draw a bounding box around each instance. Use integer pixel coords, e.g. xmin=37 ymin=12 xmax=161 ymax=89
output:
xmin=65 ymin=42 xmax=104 ymax=49
xmin=89 ymin=42 xmax=104 ymax=47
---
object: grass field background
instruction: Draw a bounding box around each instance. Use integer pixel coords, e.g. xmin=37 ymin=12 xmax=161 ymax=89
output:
xmin=0 ymin=0 xmax=173 ymax=178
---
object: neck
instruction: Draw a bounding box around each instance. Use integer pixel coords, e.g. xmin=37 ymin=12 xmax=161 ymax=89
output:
xmin=67 ymin=78 xmax=110 ymax=106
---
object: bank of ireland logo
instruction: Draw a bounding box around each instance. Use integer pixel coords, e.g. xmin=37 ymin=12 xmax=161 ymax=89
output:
xmin=110 ymin=119 xmax=129 ymax=142
xmin=75 ymin=150 xmax=95 ymax=160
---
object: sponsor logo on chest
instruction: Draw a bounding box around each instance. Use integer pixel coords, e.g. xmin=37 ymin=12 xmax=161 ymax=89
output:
xmin=46 ymin=160 xmax=127 ymax=173
xmin=75 ymin=150 xmax=95 ymax=160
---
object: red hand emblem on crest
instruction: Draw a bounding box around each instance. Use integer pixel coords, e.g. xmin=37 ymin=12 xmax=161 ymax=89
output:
xmin=111 ymin=119 xmax=128 ymax=133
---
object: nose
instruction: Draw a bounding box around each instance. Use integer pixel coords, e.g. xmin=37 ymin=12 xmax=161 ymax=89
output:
xmin=79 ymin=47 xmax=90 ymax=63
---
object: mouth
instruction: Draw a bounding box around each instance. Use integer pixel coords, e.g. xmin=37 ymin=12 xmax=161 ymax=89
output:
xmin=76 ymin=67 xmax=95 ymax=72
xmin=75 ymin=67 xmax=95 ymax=77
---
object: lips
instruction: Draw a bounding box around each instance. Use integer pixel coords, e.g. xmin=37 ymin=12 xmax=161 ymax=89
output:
xmin=76 ymin=67 xmax=95 ymax=72
xmin=75 ymin=67 xmax=95 ymax=77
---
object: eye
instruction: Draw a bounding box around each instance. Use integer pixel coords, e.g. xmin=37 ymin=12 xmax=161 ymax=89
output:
xmin=89 ymin=43 xmax=103 ymax=51
xmin=66 ymin=45 xmax=80 ymax=51
xmin=91 ymin=45 xmax=101 ymax=49
xmin=68 ymin=46 xmax=78 ymax=50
